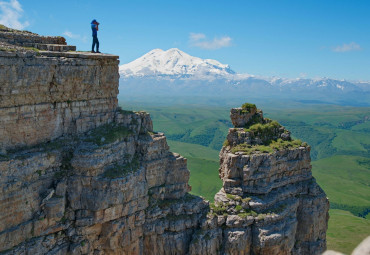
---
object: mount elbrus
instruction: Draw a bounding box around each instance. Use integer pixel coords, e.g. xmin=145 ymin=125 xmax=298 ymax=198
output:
xmin=119 ymin=48 xmax=370 ymax=106
xmin=0 ymin=27 xmax=328 ymax=254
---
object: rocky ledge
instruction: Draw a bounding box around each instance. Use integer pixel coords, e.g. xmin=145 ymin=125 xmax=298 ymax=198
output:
xmin=0 ymin=27 xmax=329 ymax=254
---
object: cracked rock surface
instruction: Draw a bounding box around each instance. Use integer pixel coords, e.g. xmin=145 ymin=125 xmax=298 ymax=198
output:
xmin=0 ymin=28 xmax=329 ymax=254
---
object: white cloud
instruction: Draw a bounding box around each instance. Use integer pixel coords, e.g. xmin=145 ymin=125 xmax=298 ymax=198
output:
xmin=63 ymin=31 xmax=79 ymax=39
xmin=189 ymin=33 xmax=232 ymax=50
xmin=333 ymin=42 xmax=362 ymax=52
xmin=189 ymin=33 xmax=206 ymax=41
xmin=195 ymin=37 xmax=232 ymax=50
xmin=0 ymin=0 xmax=29 ymax=29
xmin=63 ymin=30 xmax=88 ymax=43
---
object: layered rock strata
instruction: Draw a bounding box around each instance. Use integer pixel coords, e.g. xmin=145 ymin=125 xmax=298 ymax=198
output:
xmin=0 ymin=27 xmax=119 ymax=151
xmin=204 ymin=103 xmax=330 ymax=255
xmin=0 ymin=25 xmax=74 ymax=51
xmin=0 ymin=27 xmax=209 ymax=255
xmin=0 ymin=27 xmax=329 ymax=255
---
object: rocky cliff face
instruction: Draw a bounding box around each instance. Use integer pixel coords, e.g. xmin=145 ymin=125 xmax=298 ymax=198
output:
xmin=211 ymin=104 xmax=329 ymax=254
xmin=0 ymin=27 xmax=329 ymax=254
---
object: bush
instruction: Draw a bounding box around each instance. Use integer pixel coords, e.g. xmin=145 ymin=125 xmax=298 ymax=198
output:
xmin=231 ymin=144 xmax=274 ymax=154
xmin=241 ymin=103 xmax=257 ymax=112
xmin=269 ymin=138 xmax=304 ymax=151
xmin=245 ymin=121 xmax=281 ymax=137
xmin=231 ymin=138 xmax=305 ymax=155
xmin=223 ymin=139 xmax=230 ymax=147
xmin=235 ymin=205 xmax=243 ymax=212
xmin=238 ymin=210 xmax=257 ymax=218
xmin=210 ymin=202 xmax=228 ymax=215
xmin=226 ymin=194 xmax=241 ymax=201
xmin=242 ymin=197 xmax=252 ymax=203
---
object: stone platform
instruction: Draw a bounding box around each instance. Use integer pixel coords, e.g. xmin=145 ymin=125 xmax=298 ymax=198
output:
xmin=0 ymin=27 xmax=119 ymax=152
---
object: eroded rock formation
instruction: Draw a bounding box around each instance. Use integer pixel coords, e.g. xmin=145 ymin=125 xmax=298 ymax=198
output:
xmin=0 ymin=27 xmax=329 ymax=254
xmin=207 ymin=103 xmax=329 ymax=254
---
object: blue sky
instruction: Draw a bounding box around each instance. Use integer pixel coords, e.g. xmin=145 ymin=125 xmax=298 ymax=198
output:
xmin=1 ymin=0 xmax=369 ymax=80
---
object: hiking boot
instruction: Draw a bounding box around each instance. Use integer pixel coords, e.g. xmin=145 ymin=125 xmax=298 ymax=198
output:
xmin=96 ymin=51 xmax=101 ymax=53
xmin=91 ymin=50 xmax=96 ymax=53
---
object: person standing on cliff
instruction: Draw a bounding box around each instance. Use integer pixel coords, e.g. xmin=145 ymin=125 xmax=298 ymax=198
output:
xmin=91 ymin=19 xmax=100 ymax=53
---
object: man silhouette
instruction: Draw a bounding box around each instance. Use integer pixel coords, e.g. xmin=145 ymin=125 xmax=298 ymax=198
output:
xmin=91 ymin=19 xmax=100 ymax=53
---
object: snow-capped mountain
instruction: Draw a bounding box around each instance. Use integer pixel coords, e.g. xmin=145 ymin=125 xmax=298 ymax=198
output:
xmin=118 ymin=48 xmax=370 ymax=106
xmin=269 ymin=77 xmax=362 ymax=92
xmin=119 ymin=48 xmax=235 ymax=79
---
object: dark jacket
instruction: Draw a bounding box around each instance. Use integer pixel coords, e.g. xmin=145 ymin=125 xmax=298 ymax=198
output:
xmin=91 ymin=22 xmax=98 ymax=37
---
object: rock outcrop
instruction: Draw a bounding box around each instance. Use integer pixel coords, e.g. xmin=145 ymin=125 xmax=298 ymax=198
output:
xmin=0 ymin=27 xmax=329 ymax=254
xmin=208 ymin=103 xmax=329 ymax=254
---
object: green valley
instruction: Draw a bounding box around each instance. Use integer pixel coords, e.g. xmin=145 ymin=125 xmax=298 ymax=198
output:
xmin=120 ymin=100 xmax=370 ymax=253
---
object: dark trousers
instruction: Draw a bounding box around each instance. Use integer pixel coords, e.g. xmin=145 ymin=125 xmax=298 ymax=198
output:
xmin=92 ymin=35 xmax=99 ymax=51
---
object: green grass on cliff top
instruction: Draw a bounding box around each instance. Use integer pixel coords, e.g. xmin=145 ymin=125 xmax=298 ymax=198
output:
xmin=0 ymin=24 xmax=9 ymax=30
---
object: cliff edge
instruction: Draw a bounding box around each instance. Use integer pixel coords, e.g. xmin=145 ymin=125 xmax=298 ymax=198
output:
xmin=0 ymin=27 xmax=329 ymax=254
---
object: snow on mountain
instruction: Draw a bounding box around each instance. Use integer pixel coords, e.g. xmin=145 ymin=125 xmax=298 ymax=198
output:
xmin=119 ymin=48 xmax=369 ymax=97
xmin=268 ymin=77 xmax=362 ymax=92
xmin=119 ymin=48 xmax=236 ymax=79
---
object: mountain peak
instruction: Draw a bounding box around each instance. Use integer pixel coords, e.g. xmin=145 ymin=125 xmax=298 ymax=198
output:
xmin=119 ymin=48 xmax=235 ymax=79
xmin=166 ymin=48 xmax=183 ymax=53
xmin=148 ymin=48 xmax=164 ymax=54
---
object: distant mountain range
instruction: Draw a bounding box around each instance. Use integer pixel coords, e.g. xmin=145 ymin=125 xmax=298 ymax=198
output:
xmin=119 ymin=48 xmax=370 ymax=106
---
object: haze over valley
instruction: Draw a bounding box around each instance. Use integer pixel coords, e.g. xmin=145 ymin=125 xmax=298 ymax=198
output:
xmin=119 ymin=48 xmax=370 ymax=254
xmin=119 ymin=48 xmax=370 ymax=107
